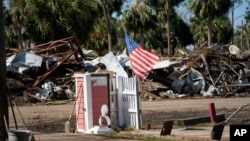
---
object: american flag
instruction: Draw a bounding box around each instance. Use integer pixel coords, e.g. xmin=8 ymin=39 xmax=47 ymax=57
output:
xmin=124 ymin=33 xmax=159 ymax=80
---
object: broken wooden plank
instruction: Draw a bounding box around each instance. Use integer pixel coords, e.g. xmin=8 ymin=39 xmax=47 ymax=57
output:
xmin=23 ymin=91 xmax=45 ymax=103
xmin=141 ymin=89 xmax=161 ymax=101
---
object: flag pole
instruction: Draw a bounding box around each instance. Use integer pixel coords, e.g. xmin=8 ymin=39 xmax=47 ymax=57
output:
xmin=126 ymin=46 xmax=135 ymax=77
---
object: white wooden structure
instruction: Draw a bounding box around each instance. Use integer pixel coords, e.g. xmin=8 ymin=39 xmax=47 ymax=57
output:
xmin=74 ymin=73 xmax=141 ymax=133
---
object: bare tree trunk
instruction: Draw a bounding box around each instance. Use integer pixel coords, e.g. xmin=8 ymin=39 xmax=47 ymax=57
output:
xmin=101 ymin=2 xmax=112 ymax=52
xmin=17 ymin=27 xmax=23 ymax=49
xmin=166 ymin=0 xmax=171 ymax=56
xmin=0 ymin=0 xmax=9 ymax=140
xmin=139 ymin=28 xmax=144 ymax=46
xmin=207 ymin=16 xmax=213 ymax=46
xmin=160 ymin=23 xmax=164 ymax=55
xmin=248 ymin=39 xmax=250 ymax=50
xmin=241 ymin=20 xmax=243 ymax=50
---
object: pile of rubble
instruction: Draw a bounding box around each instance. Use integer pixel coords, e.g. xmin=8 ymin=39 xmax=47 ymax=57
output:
xmin=6 ymin=36 xmax=250 ymax=103
xmin=7 ymin=37 xmax=85 ymax=103
xmin=144 ymin=45 xmax=250 ymax=100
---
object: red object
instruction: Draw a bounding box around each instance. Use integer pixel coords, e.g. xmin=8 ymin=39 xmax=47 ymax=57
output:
xmin=209 ymin=103 xmax=217 ymax=123
xmin=125 ymin=33 xmax=159 ymax=80
xmin=91 ymin=80 xmax=109 ymax=126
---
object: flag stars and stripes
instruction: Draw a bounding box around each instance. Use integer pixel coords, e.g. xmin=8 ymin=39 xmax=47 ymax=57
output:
xmin=124 ymin=33 xmax=159 ymax=80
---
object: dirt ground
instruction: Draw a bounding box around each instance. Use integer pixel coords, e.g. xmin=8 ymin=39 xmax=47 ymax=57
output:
xmin=8 ymin=96 xmax=250 ymax=140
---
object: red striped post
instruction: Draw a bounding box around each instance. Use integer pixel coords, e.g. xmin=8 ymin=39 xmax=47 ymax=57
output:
xmin=208 ymin=103 xmax=217 ymax=123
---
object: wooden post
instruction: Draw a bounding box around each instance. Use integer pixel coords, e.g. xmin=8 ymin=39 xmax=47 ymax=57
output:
xmin=116 ymin=76 xmax=124 ymax=127
xmin=208 ymin=103 xmax=217 ymax=123
xmin=134 ymin=76 xmax=141 ymax=129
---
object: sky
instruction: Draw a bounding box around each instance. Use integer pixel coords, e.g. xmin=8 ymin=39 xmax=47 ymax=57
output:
xmin=231 ymin=1 xmax=248 ymax=29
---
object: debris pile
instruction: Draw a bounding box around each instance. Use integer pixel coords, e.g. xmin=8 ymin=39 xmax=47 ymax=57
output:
xmin=144 ymin=45 xmax=250 ymax=99
xmin=6 ymin=37 xmax=250 ymax=102
xmin=7 ymin=37 xmax=85 ymax=103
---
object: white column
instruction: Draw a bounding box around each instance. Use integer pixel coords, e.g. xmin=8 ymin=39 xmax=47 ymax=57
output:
xmin=84 ymin=74 xmax=93 ymax=131
xmin=116 ymin=76 xmax=124 ymax=127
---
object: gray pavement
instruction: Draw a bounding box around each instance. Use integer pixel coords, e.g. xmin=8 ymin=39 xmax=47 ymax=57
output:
xmin=33 ymin=132 xmax=140 ymax=141
xmin=32 ymin=126 xmax=230 ymax=141
xmin=125 ymin=126 xmax=230 ymax=141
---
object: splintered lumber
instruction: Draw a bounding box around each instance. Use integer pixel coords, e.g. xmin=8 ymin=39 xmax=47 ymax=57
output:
xmin=200 ymin=54 xmax=215 ymax=86
xmin=141 ymin=90 xmax=161 ymax=101
xmin=23 ymin=91 xmax=45 ymax=103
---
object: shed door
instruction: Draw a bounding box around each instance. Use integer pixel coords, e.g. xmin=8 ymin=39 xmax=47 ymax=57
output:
xmin=91 ymin=75 xmax=110 ymax=126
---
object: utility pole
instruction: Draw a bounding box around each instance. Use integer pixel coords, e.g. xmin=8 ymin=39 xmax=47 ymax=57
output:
xmin=241 ymin=20 xmax=243 ymax=50
xmin=231 ymin=0 xmax=244 ymax=45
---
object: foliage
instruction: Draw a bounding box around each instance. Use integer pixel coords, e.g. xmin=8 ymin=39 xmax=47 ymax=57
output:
xmin=213 ymin=16 xmax=233 ymax=44
xmin=191 ymin=0 xmax=232 ymax=19
xmin=96 ymin=0 xmax=125 ymax=51
xmin=234 ymin=22 xmax=250 ymax=49
xmin=122 ymin=2 xmax=157 ymax=36
xmin=96 ymin=0 xmax=124 ymax=16
xmin=122 ymin=0 xmax=193 ymax=55
xmin=3 ymin=0 xmax=242 ymax=56
xmin=4 ymin=7 xmax=17 ymax=48
xmin=191 ymin=0 xmax=233 ymax=46
xmin=190 ymin=17 xmax=208 ymax=47
xmin=171 ymin=14 xmax=194 ymax=47
xmin=20 ymin=0 xmax=98 ymax=44
xmin=190 ymin=16 xmax=233 ymax=46
xmin=85 ymin=17 xmax=119 ymax=56
xmin=246 ymin=0 xmax=250 ymax=22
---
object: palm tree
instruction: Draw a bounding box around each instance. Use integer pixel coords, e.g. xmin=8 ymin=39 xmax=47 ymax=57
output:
xmin=191 ymin=0 xmax=232 ymax=46
xmin=122 ymin=0 xmax=193 ymax=56
xmin=85 ymin=17 xmax=114 ymax=55
xmin=20 ymin=0 xmax=98 ymax=44
xmin=166 ymin=0 xmax=171 ymax=56
xmin=144 ymin=0 xmax=186 ymax=55
xmin=96 ymin=0 xmax=124 ymax=52
xmin=148 ymin=0 xmax=184 ymax=56
xmin=190 ymin=16 xmax=233 ymax=47
xmin=122 ymin=0 xmax=156 ymax=45
xmin=212 ymin=16 xmax=233 ymax=45
xmin=171 ymin=15 xmax=194 ymax=50
xmin=8 ymin=0 xmax=25 ymax=49
xmin=190 ymin=17 xmax=209 ymax=47
xmin=4 ymin=6 xmax=18 ymax=48
xmin=0 ymin=0 xmax=8 ymax=140
xmin=97 ymin=0 xmax=112 ymax=52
